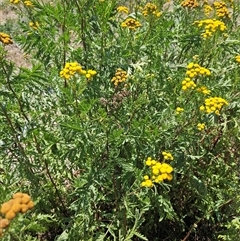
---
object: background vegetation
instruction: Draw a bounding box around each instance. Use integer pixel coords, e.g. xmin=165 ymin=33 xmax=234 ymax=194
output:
xmin=0 ymin=0 xmax=240 ymax=240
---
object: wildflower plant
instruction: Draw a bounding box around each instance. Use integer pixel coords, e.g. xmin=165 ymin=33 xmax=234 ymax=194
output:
xmin=0 ymin=0 xmax=240 ymax=240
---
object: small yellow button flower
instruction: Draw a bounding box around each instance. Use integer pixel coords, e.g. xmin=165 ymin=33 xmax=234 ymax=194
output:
xmin=0 ymin=32 xmax=13 ymax=45
xmin=117 ymin=6 xmax=129 ymax=14
xmin=235 ymin=55 xmax=240 ymax=63
xmin=176 ymin=107 xmax=184 ymax=114
xmin=121 ymin=18 xmax=141 ymax=31
xmin=197 ymin=123 xmax=205 ymax=131
xmin=162 ymin=151 xmax=174 ymax=161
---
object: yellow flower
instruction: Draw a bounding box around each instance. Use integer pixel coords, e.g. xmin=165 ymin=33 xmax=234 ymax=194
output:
xmin=160 ymin=163 xmax=173 ymax=174
xmin=85 ymin=69 xmax=97 ymax=80
xmin=197 ymin=123 xmax=205 ymax=131
xmin=194 ymin=19 xmax=227 ymax=39
xmin=214 ymin=1 xmax=230 ymax=18
xmin=155 ymin=175 xmax=164 ymax=183
xmin=166 ymin=173 xmax=173 ymax=181
xmin=60 ymin=62 xmax=83 ymax=79
xmin=24 ymin=0 xmax=34 ymax=6
xmin=176 ymin=107 xmax=184 ymax=114
xmin=200 ymin=105 xmax=205 ymax=111
xmin=111 ymin=68 xmax=128 ymax=86
xmin=162 ymin=151 xmax=174 ymax=161
xmin=200 ymin=97 xmax=228 ymax=115
xmin=181 ymin=0 xmax=199 ymax=8
xmin=197 ymin=86 xmax=211 ymax=95
xmin=181 ymin=78 xmax=196 ymax=90
xmin=152 ymin=167 xmax=160 ymax=175
xmin=141 ymin=179 xmax=153 ymax=187
xmin=121 ymin=18 xmax=141 ymax=31
xmin=143 ymin=175 xmax=149 ymax=180
xmin=154 ymin=162 xmax=162 ymax=169
xmin=235 ymin=55 xmax=240 ymax=63
xmin=29 ymin=21 xmax=40 ymax=30
xmin=141 ymin=3 xmax=161 ymax=18
xmin=145 ymin=159 xmax=152 ymax=166
xmin=10 ymin=0 xmax=20 ymax=3
xmin=204 ymin=4 xmax=213 ymax=16
xmin=142 ymin=156 xmax=174 ymax=187
xmin=0 ymin=32 xmax=13 ymax=45
xmin=117 ymin=6 xmax=129 ymax=14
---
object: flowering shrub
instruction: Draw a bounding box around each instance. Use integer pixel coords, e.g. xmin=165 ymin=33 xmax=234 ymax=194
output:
xmin=0 ymin=0 xmax=239 ymax=240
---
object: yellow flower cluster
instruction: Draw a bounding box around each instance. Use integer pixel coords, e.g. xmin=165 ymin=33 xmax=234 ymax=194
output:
xmin=186 ymin=62 xmax=211 ymax=78
xmin=29 ymin=21 xmax=40 ymax=30
xmin=111 ymin=68 xmax=128 ymax=86
xmin=197 ymin=123 xmax=205 ymax=131
xmin=214 ymin=1 xmax=230 ymax=18
xmin=141 ymin=3 xmax=161 ymax=17
xmin=235 ymin=55 xmax=240 ymax=63
xmin=182 ymin=77 xmax=196 ymax=90
xmin=181 ymin=0 xmax=199 ymax=8
xmin=204 ymin=4 xmax=213 ymax=16
xmin=162 ymin=151 xmax=174 ymax=161
xmin=197 ymin=86 xmax=211 ymax=95
xmin=0 ymin=193 xmax=34 ymax=237
xmin=182 ymin=63 xmax=211 ymax=91
xmin=10 ymin=0 xmax=20 ymax=3
xmin=0 ymin=32 xmax=13 ymax=45
xmin=24 ymin=0 xmax=34 ymax=6
xmin=82 ymin=69 xmax=97 ymax=80
xmin=200 ymin=97 xmax=228 ymax=115
xmin=60 ymin=62 xmax=83 ymax=79
xmin=121 ymin=18 xmax=141 ymax=31
xmin=141 ymin=156 xmax=174 ymax=188
xmin=117 ymin=6 xmax=129 ymax=14
xmin=60 ymin=62 xmax=97 ymax=80
xmin=176 ymin=107 xmax=184 ymax=114
xmin=194 ymin=19 xmax=227 ymax=38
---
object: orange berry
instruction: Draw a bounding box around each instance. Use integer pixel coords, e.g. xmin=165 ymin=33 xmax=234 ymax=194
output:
xmin=11 ymin=203 xmax=22 ymax=213
xmin=0 ymin=218 xmax=10 ymax=228
xmin=8 ymin=199 xmax=14 ymax=205
xmin=21 ymin=204 xmax=29 ymax=213
xmin=27 ymin=201 xmax=34 ymax=209
xmin=13 ymin=192 xmax=23 ymax=199
xmin=5 ymin=211 xmax=16 ymax=220
xmin=14 ymin=197 xmax=22 ymax=204
xmin=21 ymin=194 xmax=31 ymax=204
xmin=0 ymin=202 xmax=12 ymax=214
